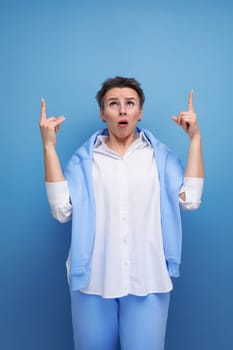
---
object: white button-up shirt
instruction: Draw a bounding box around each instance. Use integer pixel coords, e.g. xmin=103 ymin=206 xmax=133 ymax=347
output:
xmin=46 ymin=131 xmax=204 ymax=298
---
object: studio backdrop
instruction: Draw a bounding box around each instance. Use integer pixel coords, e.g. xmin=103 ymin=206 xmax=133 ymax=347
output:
xmin=1 ymin=1 xmax=233 ymax=349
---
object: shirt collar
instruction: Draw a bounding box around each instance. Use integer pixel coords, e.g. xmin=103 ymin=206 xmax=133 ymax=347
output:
xmin=94 ymin=130 xmax=151 ymax=157
xmin=95 ymin=131 xmax=150 ymax=147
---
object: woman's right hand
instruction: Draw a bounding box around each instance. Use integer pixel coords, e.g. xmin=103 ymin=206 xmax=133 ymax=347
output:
xmin=39 ymin=98 xmax=65 ymax=148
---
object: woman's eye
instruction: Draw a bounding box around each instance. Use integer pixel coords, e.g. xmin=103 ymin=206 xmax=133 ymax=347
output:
xmin=127 ymin=101 xmax=134 ymax=106
xmin=109 ymin=101 xmax=117 ymax=106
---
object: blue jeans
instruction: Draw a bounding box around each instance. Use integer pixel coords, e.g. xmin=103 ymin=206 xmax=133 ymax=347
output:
xmin=70 ymin=291 xmax=170 ymax=350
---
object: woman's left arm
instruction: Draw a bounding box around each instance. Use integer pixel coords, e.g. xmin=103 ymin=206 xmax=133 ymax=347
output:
xmin=172 ymin=91 xmax=204 ymax=201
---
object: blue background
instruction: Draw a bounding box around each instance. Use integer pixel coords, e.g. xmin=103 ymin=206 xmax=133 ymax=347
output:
xmin=1 ymin=0 xmax=233 ymax=349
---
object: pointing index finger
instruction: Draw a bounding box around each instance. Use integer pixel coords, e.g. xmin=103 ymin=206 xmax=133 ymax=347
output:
xmin=40 ymin=97 xmax=47 ymax=122
xmin=188 ymin=90 xmax=194 ymax=112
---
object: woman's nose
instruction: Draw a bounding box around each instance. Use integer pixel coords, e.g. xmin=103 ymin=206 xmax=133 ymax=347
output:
xmin=119 ymin=103 xmax=127 ymax=115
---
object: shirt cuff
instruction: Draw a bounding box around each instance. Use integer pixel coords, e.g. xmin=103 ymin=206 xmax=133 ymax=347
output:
xmin=45 ymin=181 xmax=71 ymax=207
xmin=179 ymin=177 xmax=204 ymax=210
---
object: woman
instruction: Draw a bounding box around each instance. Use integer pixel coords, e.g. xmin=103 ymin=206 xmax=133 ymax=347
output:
xmin=39 ymin=76 xmax=204 ymax=350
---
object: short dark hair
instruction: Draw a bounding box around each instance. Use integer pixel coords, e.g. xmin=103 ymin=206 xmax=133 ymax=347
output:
xmin=96 ymin=76 xmax=145 ymax=109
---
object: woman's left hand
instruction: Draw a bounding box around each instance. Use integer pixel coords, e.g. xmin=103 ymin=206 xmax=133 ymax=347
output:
xmin=172 ymin=90 xmax=201 ymax=139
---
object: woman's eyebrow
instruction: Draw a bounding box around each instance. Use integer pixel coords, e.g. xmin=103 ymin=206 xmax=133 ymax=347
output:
xmin=106 ymin=97 xmax=118 ymax=102
xmin=106 ymin=96 xmax=137 ymax=102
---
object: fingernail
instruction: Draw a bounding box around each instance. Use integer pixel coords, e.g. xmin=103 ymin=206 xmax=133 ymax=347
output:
xmin=41 ymin=97 xmax=44 ymax=102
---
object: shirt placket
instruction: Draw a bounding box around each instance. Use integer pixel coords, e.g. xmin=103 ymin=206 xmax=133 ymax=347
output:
xmin=118 ymin=157 xmax=130 ymax=293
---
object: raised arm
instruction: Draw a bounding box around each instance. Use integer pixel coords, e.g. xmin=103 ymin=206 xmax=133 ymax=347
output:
xmin=172 ymin=90 xmax=204 ymax=178
xmin=39 ymin=98 xmax=66 ymax=182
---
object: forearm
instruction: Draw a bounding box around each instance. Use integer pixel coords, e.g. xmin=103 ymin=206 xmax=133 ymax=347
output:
xmin=43 ymin=145 xmax=65 ymax=182
xmin=184 ymin=134 xmax=204 ymax=178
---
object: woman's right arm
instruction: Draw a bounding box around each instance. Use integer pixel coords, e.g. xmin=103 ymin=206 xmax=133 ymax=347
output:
xmin=39 ymin=98 xmax=72 ymax=223
xmin=39 ymin=98 xmax=66 ymax=182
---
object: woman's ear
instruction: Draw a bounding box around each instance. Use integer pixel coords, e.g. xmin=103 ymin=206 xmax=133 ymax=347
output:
xmin=100 ymin=109 xmax=106 ymax=122
xmin=138 ymin=109 xmax=143 ymax=122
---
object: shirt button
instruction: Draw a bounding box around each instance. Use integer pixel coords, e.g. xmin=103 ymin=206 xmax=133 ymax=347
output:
xmin=123 ymin=236 xmax=128 ymax=243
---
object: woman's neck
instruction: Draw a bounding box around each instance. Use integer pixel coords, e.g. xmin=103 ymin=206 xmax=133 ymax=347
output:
xmin=105 ymin=132 xmax=137 ymax=156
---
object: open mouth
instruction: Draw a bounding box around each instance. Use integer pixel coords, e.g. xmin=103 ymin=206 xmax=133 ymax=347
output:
xmin=118 ymin=119 xmax=128 ymax=127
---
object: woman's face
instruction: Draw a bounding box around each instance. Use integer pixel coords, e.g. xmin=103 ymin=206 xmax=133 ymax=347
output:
xmin=100 ymin=87 xmax=143 ymax=139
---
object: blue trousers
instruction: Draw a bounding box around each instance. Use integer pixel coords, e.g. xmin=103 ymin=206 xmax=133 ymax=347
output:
xmin=70 ymin=291 xmax=170 ymax=350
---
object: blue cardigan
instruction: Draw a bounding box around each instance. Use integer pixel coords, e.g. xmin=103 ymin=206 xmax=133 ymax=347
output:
xmin=64 ymin=127 xmax=184 ymax=291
